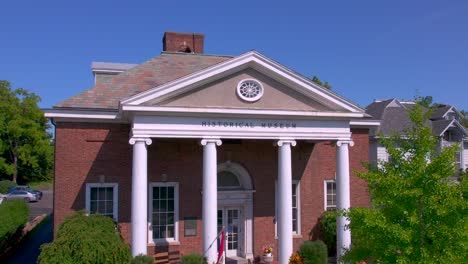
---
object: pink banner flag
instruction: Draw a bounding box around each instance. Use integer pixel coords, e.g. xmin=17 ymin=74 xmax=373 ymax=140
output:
xmin=216 ymin=229 xmax=225 ymax=264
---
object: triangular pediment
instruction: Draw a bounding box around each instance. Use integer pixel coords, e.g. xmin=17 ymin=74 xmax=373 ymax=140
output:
xmin=121 ymin=51 xmax=364 ymax=114
xmin=146 ymin=68 xmax=333 ymax=112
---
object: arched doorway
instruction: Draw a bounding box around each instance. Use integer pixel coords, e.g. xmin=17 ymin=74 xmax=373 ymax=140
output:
xmin=217 ymin=162 xmax=254 ymax=259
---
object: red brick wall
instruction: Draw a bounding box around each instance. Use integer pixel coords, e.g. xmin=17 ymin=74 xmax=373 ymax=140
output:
xmin=163 ymin=32 xmax=204 ymax=53
xmin=54 ymin=122 xmax=370 ymax=260
xmin=53 ymin=122 xmax=133 ymax=242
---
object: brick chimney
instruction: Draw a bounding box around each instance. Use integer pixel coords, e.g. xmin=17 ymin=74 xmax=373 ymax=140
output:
xmin=163 ymin=32 xmax=204 ymax=54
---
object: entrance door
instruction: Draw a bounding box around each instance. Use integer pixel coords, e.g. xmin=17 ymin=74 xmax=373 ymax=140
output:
xmin=217 ymin=207 xmax=243 ymax=257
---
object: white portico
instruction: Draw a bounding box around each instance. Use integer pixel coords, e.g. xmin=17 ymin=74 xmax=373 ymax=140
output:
xmin=119 ymin=51 xmax=372 ymax=263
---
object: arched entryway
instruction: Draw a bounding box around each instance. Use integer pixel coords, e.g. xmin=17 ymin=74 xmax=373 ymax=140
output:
xmin=217 ymin=162 xmax=254 ymax=259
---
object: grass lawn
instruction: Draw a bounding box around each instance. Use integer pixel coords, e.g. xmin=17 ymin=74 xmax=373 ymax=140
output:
xmin=28 ymin=181 xmax=53 ymax=190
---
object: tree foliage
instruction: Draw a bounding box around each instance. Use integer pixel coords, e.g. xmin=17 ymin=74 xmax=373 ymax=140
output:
xmin=343 ymin=104 xmax=468 ymax=263
xmin=414 ymin=95 xmax=434 ymax=108
xmin=460 ymin=110 xmax=468 ymax=128
xmin=311 ymin=76 xmax=332 ymax=90
xmin=0 ymin=80 xmax=53 ymax=183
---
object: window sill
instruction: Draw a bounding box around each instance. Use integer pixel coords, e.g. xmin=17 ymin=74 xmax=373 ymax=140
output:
xmin=148 ymin=241 xmax=181 ymax=246
xmin=274 ymin=234 xmax=303 ymax=240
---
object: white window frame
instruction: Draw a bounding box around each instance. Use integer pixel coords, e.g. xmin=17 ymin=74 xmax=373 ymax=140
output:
xmin=85 ymin=183 xmax=118 ymax=221
xmin=274 ymin=180 xmax=301 ymax=236
xmin=324 ymin=180 xmax=336 ymax=211
xmin=148 ymin=182 xmax=179 ymax=243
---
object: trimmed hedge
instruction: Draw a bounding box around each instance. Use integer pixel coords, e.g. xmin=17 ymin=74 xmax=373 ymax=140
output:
xmin=38 ymin=211 xmax=131 ymax=264
xmin=181 ymin=253 xmax=207 ymax=264
xmin=0 ymin=199 xmax=29 ymax=252
xmin=131 ymin=254 xmax=154 ymax=264
xmin=0 ymin=180 xmax=16 ymax=194
xmin=299 ymin=240 xmax=328 ymax=264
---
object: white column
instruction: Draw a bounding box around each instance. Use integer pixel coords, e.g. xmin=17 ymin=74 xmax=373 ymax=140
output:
xmin=276 ymin=139 xmax=296 ymax=264
xmin=201 ymin=138 xmax=222 ymax=264
xmin=129 ymin=137 xmax=152 ymax=257
xmin=336 ymin=140 xmax=354 ymax=260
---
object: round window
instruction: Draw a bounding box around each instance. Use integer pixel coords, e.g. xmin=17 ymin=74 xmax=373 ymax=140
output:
xmin=236 ymin=79 xmax=264 ymax=102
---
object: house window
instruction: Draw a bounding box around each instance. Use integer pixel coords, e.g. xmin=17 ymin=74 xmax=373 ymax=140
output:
xmin=324 ymin=180 xmax=336 ymax=211
xmin=292 ymin=182 xmax=300 ymax=233
xmin=275 ymin=181 xmax=301 ymax=235
xmin=218 ymin=171 xmax=241 ymax=189
xmin=454 ymin=151 xmax=461 ymax=170
xmin=85 ymin=183 xmax=118 ymax=221
xmin=150 ymin=182 xmax=179 ymax=242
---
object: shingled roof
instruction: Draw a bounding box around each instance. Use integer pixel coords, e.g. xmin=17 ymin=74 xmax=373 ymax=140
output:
xmin=366 ymin=99 xmax=467 ymax=137
xmin=56 ymin=52 xmax=232 ymax=109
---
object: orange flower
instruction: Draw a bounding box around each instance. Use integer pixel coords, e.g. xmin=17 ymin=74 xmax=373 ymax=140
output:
xmin=288 ymin=252 xmax=303 ymax=264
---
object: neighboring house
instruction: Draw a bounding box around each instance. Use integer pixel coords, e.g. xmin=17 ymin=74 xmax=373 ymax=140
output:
xmin=366 ymin=99 xmax=468 ymax=172
xmin=44 ymin=32 xmax=377 ymax=263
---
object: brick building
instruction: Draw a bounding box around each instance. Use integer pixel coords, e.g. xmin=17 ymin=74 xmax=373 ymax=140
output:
xmin=44 ymin=32 xmax=378 ymax=263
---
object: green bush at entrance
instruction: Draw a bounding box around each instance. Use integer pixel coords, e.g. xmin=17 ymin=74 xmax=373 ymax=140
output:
xmin=299 ymin=240 xmax=328 ymax=264
xmin=38 ymin=211 xmax=131 ymax=264
xmin=0 ymin=199 xmax=29 ymax=252
xmin=181 ymin=253 xmax=207 ymax=264
xmin=131 ymin=254 xmax=154 ymax=264
xmin=319 ymin=211 xmax=337 ymax=256
xmin=0 ymin=180 xmax=16 ymax=194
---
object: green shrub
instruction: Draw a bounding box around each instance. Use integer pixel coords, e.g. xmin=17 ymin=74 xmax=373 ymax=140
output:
xmin=0 ymin=199 xmax=29 ymax=251
xmin=319 ymin=211 xmax=337 ymax=256
xmin=131 ymin=254 xmax=154 ymax=264
xmin=38 ymin=211 xmax=131 ymax=264
xmin=299 ymin=240 xmax=328 ymax=264
xmin=0 ymin=180 xmax=16 ymax=194
xmin=181 ymin=253 xmax=207 ymax=264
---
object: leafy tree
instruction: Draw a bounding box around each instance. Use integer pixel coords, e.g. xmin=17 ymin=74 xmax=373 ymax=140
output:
xmin=414 ymin=95 xmax=433 ymax=108
xmin=460 ymin=110 xmax=468 ymax=128
xmin=311 ymin=76 xmax=332 ymax=90
xmin=343 ymin=104 xmax=468 ymax=263
xmin=0 ymin=80 xmax=53 ymax=183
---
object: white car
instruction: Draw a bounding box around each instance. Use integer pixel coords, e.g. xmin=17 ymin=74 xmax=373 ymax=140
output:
xmin=5 ymin=190 xmax=39 ymax=202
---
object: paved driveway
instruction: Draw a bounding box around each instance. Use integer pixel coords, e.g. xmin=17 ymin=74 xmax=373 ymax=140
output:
xmin=28 ymin=188 xmax=53 ymax=221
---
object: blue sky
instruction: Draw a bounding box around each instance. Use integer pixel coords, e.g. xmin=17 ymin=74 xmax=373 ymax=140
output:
xmin=1 ymin=0 xmax=467 ymax=110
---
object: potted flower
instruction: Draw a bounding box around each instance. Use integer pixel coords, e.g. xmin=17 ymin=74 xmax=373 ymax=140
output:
xmin=262 ymin=246 xmax=273 ymax=257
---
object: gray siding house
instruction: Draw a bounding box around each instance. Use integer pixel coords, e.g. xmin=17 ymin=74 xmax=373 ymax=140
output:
xmin=366 ymin=99 xmax=468 ymax=172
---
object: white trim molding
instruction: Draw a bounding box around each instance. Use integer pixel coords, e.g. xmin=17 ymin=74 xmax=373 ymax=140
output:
xmin=131 ymin=115 xmax=353 ymax=140
xmin=85 ymin=183 xmax=119 ymax=221
xmin=121 ymin=105 xmax=366 ymax=119
xmin=148 ymin=182 xmax=180 ymax=244
xmin=42 ymin=109 xmax=120 ymax=120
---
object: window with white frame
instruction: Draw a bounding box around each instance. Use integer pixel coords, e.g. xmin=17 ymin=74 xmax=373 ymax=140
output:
xmin=150 ymin=182 xmax=179 ymax=242
xmin=275 ymin=181 xmax=301 ymax=235
xmin=324 ymin=180 xmax=336 ymax=211
xmin=85 ymin=183 xmax=118 ymax=221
